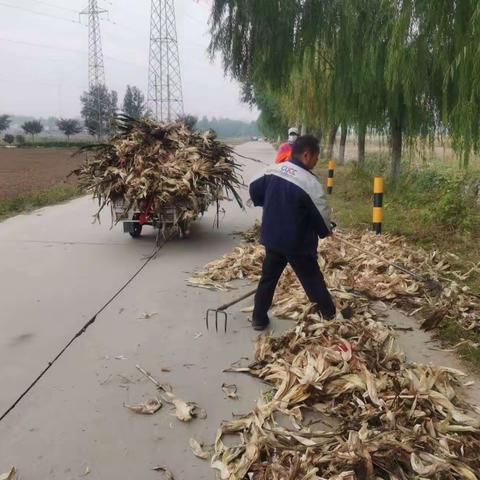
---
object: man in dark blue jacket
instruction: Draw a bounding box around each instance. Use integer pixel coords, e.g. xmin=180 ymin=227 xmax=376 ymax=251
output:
xmin=249 ymin=135 xmax=336 ymax=330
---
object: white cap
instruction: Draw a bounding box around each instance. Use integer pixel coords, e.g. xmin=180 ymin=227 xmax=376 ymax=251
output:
xmin=288 ymin=127 xmax=299 ymax=136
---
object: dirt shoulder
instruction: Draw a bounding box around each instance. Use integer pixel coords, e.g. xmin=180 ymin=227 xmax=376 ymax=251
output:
xmin=0 ymin=148 xmax=82 ymax=200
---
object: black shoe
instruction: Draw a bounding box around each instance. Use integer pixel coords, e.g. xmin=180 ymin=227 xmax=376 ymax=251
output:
xmin=252 ymin=317 xmax=270 ymax=331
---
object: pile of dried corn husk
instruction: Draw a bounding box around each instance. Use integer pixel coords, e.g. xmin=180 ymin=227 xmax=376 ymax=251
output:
xmin=213 ymin=313 xmax=480 ymax=479
xmin=189 ymin=228 xmax=480 ymax=331
xmin=189 ymin=227 xmax=480 ymax=478
xmin=73 ymin=115 xmax=244 ymax=223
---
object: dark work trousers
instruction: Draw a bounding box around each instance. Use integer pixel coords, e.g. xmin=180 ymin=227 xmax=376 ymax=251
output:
xmin=252 ymin=249 xmax=336 ymax=324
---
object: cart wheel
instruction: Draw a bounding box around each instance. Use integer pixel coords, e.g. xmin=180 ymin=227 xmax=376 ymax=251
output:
xmin=129 ymin=223 xmax=143 ymax=238
xmin=179 ymin=221 xmax=191 ymax=239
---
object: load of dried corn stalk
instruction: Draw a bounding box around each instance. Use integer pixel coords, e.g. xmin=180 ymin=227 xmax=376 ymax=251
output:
xmin=189 ymin=226 xmax=480 ymax=478
xmin=73 ymin=115 xmax=244 ymax=224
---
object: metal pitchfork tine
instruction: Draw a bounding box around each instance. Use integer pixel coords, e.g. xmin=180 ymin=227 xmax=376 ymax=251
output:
xmin=206 ymin=288 xmax=257 ymax=333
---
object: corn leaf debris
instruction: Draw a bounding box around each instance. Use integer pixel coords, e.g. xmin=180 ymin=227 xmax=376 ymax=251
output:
xmin=190 ymin=227 xmax=480 ymax=479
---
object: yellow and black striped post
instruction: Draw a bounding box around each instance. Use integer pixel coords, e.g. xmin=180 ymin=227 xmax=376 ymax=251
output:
xmin=373 ymin=176 xmax=384 ymax=234
xmin=327 ymin=160 xmax=335 ymax=194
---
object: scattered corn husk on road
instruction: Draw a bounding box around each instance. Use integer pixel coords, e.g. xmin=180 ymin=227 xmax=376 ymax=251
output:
xmin=190 ymin=227 xmax=480 ymax=331
xmin=73 ymin=115 xmax=244 ymax=224
xmin=189 ymin=225 xmax=480 ymax=478
xmin=134 ymin=364 xmax=201 ymax=422
xmin=189 ymin=438 xmax=211 ymax=460
xmin=124 ymin=398 xmax=162 ymax=414
xmin=0 ymin=468 xmax=16 ymax=480
xmin=213 ymin=313 xmax=480 ymax=479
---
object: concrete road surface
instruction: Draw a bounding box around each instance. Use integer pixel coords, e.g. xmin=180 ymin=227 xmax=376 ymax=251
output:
xmin=2 ymin=141 xmax=480 ymax=479
xmin=0 ymin=141 xmax=274 ymax=479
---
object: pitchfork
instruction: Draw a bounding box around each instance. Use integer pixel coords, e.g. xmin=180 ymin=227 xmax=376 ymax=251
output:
xmin=206 ymin=288 xmax=257 ymax=333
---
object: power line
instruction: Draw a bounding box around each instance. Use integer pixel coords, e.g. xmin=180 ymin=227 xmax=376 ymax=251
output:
xmin=0 ymin=1 xmax=80 ymax=24
xmin=28 ymin=0 xmax=78 ymax=13
xmin=191 ymin=0 xmax=212 ymax=9
xmin=183 ymin=12 xmax=205 ymax=26
xmin=0 ymin=73 xmax=86 ymax=89
xmin=0 ymin=36 xmax=148 ymax=69
xmin=0 ymin=49 xmax=83 ymax=66
xmin=102 ymin=17 xmax=141 ymax=35
xmin=0 ymin=37 xmax=85 ymax=55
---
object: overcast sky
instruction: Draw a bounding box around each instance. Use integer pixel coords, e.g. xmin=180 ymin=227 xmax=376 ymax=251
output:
xmin=0 ymin=0 xmax=258 ymax=121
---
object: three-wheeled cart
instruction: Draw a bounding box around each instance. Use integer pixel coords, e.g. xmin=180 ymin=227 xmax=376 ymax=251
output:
xmin=113 ymin=200 xmax=191 ymax=245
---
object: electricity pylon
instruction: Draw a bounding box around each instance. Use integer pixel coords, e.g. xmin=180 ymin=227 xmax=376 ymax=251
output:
xmin=81 ymin=0 xmax=108 ymax=139
xmin=147 ymin=0 xmax=184 ymax=122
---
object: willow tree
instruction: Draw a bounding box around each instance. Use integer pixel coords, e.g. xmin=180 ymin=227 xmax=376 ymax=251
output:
xmin=209 ymin=0 xmax=338 ymax=142
xmin=210 ymin=0 xmax=390 ymax=162
xmin=209 ymin=0 xmax=469 ymax=180
xmin=438 ymin=1 xmax=480 ymax=168
xmin=251 ymin=89 xmax=290 ymax=139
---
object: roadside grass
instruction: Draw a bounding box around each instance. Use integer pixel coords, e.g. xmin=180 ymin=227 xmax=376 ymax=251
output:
xmin=0 ymin=184 xmax=83 ymax=221
xmin=18 ymin=141 xmax=92 ymax=149
xmin=437 ymin=319 xmax=480 ymax=369
xmin=318 ymin=155 xmax=480 ymax=367
xmin=323 ymin=157 xmax=480 ymax=288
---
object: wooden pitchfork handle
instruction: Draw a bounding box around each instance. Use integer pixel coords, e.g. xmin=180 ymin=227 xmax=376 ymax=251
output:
xmin=216 ymin=288 xmax=258 ymax=311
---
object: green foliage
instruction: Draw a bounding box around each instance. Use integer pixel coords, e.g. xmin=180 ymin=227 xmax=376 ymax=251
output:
xmin=21 ymin=120 xmax=43 ymax=140
xmin=330 ymin=157 xmax=480 ymax=237
xmin=209 ymin=0 xmax=480 ymax=175
xmin=416 ymin=173 xmax=478 ymax=231
xmin=3 ymin=134 xmax=14 ymax=145
xmin=255 ymin=91 xmax=289 ymax=139
xmin=196 ymin=116 xmax=259 ymax=138
xmin=437 ymin=319 xmax=480 ymax=366
xmin=15 ymin=135 xmax=25 ymax=145
xmin=80 ymin=85 xmax=118 ymax=139
xmin=122 ymin=85 xmax=146 ymax=119
xmin=18 ymin=140 xmax=92 ymax=148
xmin=56 ymin=118 xmax=83 ymax=140
xmin=0 ymin=114 xmax=11 ymax=132
xmin=8 ymin=115 xmax=58 ymax=128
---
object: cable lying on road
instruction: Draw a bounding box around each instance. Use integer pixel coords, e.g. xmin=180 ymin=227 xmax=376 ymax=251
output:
xmin=0 ymin=245 xmax=161 ymax=423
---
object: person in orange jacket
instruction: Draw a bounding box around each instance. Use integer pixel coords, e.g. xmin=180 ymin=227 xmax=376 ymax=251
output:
xmin=275 ymin=127 xmax=299 ymax=163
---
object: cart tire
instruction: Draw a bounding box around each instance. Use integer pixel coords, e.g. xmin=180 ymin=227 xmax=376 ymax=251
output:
xmin=129 ymin=223 xmax=143 ymax=238
xmin=179 ymin=221 xmax=191 ymax=239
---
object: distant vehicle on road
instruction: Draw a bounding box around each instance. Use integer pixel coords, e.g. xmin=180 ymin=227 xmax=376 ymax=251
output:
xmin=250 ymin=136 xmax=259 ymax=141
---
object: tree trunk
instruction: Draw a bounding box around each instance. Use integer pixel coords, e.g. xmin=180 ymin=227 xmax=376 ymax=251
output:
xmin=338 ymin=124 xmax=348 ymax=165
xmin=390 ymin=118 xmax=402 ymax=182
xmin=358 ymin=124 xmax=366 ymax=165
xmin=327 ymin=123 xmax=339 ymax=160
xmin=315 ymin=128 xmax=324 ymax=158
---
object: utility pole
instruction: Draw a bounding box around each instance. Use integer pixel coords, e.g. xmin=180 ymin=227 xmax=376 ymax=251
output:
xmin=80 ymin=0 xmax=107 ymax=140
xmin=147 ymin=0 xmax=184 ymax=122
